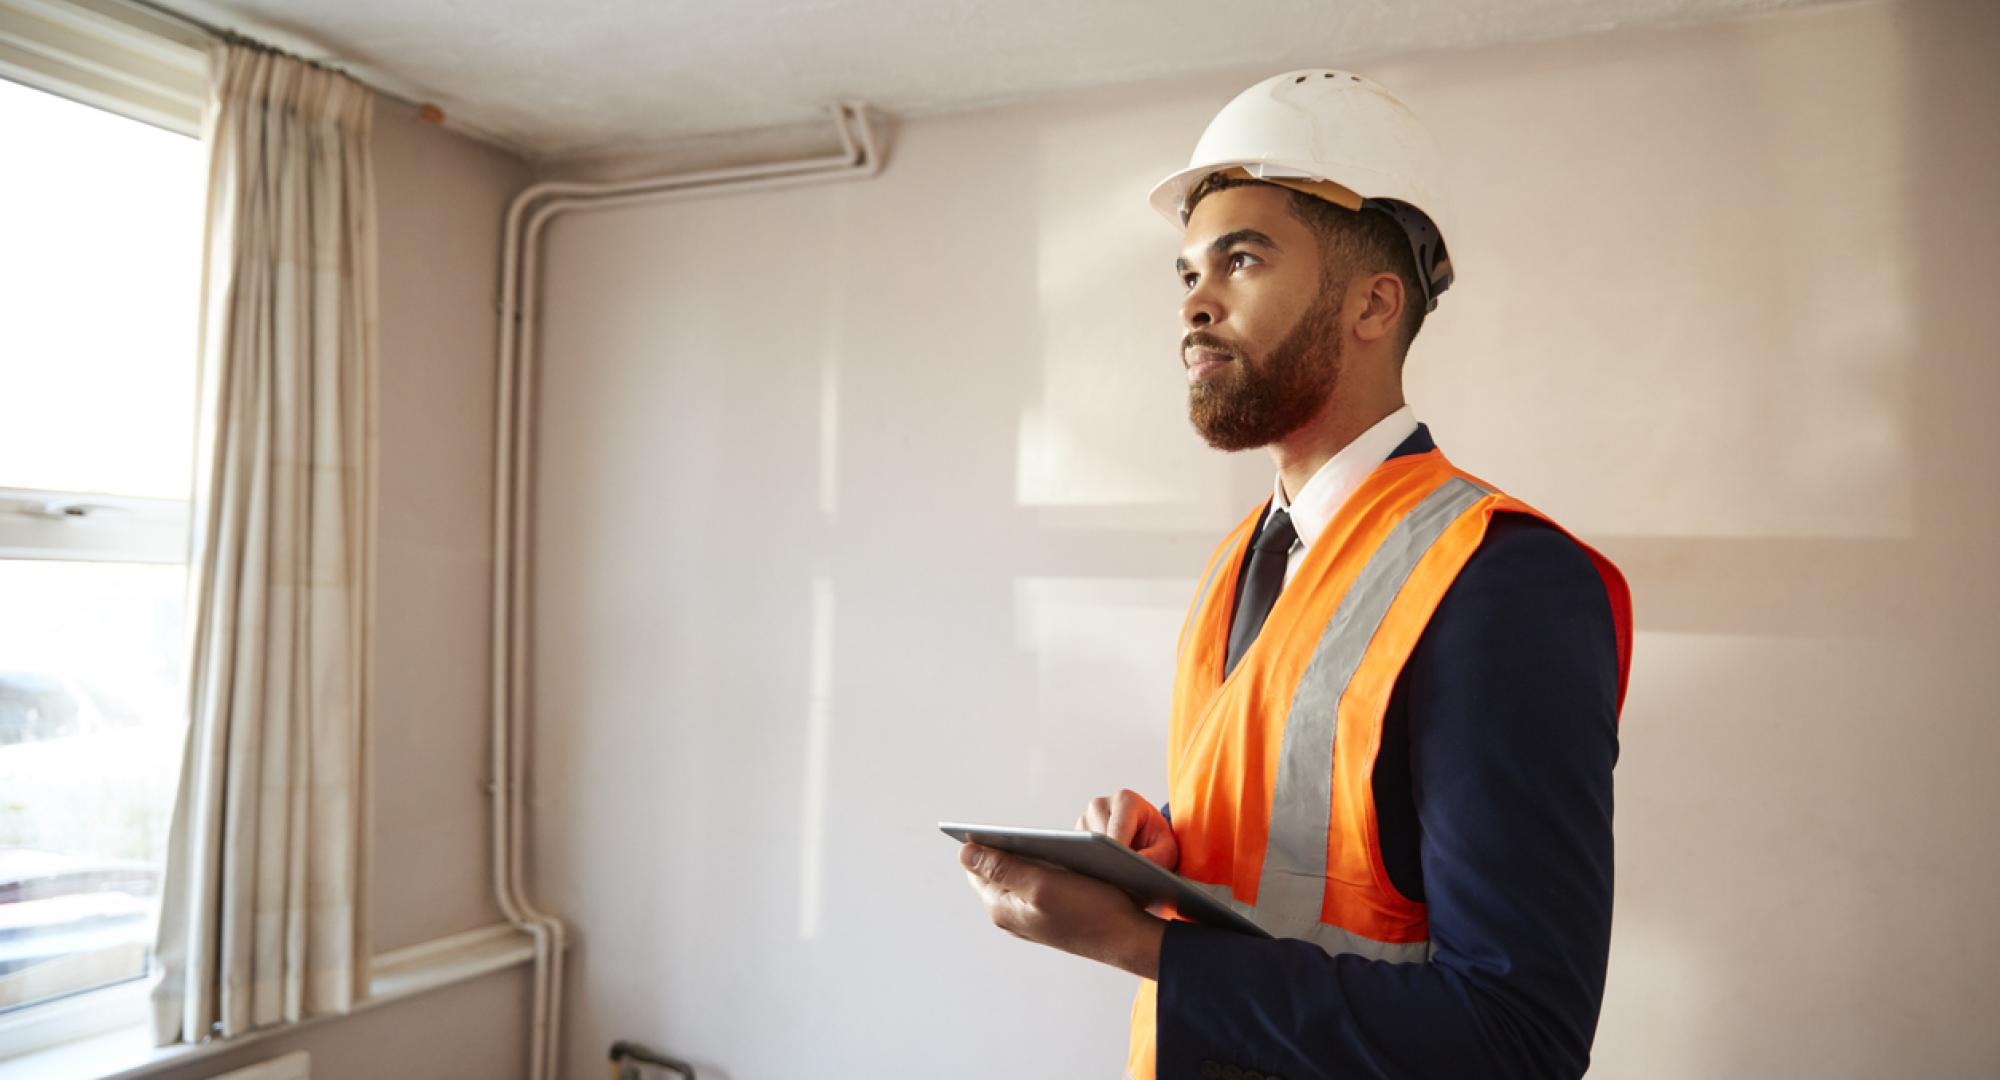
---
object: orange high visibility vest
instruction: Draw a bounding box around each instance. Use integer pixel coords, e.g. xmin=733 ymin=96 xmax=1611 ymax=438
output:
xmin=1125 ymin=448 xmax=1632 ymax=1080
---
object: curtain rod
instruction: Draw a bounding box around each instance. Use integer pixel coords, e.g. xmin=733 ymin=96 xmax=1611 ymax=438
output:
xmin=121 ymin=0 xmax=446 ymax=123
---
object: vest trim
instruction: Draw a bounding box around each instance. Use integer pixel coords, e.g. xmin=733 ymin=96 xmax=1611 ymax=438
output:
xmin=1253 ymin=476 xmax=1490 ymax=935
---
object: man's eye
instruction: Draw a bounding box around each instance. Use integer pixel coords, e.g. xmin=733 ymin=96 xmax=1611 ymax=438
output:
xmin=1228 ymin=252 xmax=1258 ymax=272
xmin=1181 ymin=272 xmax=1199 ymax=289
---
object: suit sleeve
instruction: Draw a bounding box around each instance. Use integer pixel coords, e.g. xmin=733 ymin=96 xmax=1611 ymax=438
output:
xmin=1151 ymin=515 xmax=1623 ymax=1080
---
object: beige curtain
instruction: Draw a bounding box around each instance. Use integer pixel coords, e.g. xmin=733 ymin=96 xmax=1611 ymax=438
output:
xmin=151 ymin=41 xmax=378 ymax=1046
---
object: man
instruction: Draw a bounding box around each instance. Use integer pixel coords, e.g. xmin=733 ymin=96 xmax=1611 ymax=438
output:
xmin=959 ymin=70 xmax=1632 ymax=1079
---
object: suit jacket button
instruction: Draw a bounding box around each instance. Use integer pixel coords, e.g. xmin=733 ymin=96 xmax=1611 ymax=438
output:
xmin=1223 ymin=1067 xmax=1244 ymax=1080
xmin=1200 ymin=1062 xmax=1222 ymax=1079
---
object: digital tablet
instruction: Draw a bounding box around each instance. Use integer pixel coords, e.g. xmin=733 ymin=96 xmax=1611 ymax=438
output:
xmin=941 ymin=821 xmax=1271 ymax=939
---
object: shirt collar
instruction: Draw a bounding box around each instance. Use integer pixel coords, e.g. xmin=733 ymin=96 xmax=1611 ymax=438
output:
xmin=1271 ymin=405 xmax=1421 ymax=553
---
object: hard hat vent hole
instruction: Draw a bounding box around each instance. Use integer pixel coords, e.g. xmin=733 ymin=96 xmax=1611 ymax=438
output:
xmin=1324 ymin=73 xmax=1334 ymax=78
xmin=1295 ymin=75 xmax=1307 ymax=83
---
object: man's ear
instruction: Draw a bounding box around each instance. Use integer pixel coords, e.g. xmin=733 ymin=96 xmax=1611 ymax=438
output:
xmin=1351 ymin=271 xmax=1406 ymax=345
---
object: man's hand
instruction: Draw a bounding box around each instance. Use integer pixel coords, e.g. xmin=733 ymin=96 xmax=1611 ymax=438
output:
xmin=1077 ymin=789 xmax=1179 ymax=871
xmin=959 ymin=842 xmax=1164 ymax=980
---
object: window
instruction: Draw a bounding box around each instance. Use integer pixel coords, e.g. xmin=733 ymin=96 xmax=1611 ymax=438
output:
xmin=0 ymin=70 xmax=204 ymax=1020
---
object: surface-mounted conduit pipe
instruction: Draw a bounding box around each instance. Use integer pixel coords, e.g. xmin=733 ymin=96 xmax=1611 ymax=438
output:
xmin=489 ymin=103 xmax=885 ymax=1080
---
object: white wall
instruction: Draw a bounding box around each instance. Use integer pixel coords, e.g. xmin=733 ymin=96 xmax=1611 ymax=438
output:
xmin=368 ymin=88 xmax=527 ymax=958
xmin=527 ymin=0 xmax=2000 ymax=1076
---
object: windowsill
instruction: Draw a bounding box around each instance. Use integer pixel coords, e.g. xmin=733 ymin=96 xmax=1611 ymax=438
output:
xmin=0 ymin=923 xmax=534 ymax=1079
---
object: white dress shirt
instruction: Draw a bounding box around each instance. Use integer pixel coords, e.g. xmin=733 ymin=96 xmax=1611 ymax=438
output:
xmin=1270 ymin=405 xmax=1420 ymax=587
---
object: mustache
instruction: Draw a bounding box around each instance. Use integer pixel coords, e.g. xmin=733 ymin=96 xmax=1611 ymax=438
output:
xmin=1181 ymin=331 xmax=1242 ymax=362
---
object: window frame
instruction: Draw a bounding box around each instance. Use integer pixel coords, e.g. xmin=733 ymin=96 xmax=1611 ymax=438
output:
xmin=0 ymin=0 xmax=205 ymax=138
xmin=0 ymin=487 xmax=191 ymax=564
xmin=0 ymin=0 xmax=207 ymax=1059
xmin=0 ymin=978 xmax=151 ymax=1059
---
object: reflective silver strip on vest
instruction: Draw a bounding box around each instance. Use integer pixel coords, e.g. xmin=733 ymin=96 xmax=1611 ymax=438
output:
xmin=1217 ymin=476 xmax=1490 ymax=962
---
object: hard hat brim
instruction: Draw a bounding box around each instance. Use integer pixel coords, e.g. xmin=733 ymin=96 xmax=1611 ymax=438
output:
xmin=1148 ymin=158 xmax=1450 ymax=238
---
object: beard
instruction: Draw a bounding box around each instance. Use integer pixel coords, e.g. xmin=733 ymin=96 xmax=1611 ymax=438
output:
xmin=1185 ymin=288 xmax=1345 ymax=453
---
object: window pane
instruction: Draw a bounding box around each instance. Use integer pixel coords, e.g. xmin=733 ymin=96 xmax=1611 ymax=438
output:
xmin=0 ymin=76 xmax=203 ymax=498
xmin=0 ymin=560 xmax=188 ymax=1010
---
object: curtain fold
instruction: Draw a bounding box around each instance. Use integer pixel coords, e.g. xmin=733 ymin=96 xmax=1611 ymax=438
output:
xmin=151 ymin=40 xmax=378 ymax=1047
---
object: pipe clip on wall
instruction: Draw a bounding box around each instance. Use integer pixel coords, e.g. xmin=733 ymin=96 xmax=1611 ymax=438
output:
xmin=489 ymin=102 xmax=886 ymax=1080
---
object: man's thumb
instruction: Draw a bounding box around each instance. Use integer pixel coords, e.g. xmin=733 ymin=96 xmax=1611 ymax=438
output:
xmin=961 ymin=842 xmax=1003 ymax=880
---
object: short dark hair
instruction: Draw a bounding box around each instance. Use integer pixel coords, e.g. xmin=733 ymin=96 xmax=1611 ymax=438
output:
xmin=1186 ymin=176 xmax=1428 ymax=358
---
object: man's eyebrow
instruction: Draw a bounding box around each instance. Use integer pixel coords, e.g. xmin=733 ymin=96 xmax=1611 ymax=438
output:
xmin=1176 ymin=229 xmax=1281 ymax=274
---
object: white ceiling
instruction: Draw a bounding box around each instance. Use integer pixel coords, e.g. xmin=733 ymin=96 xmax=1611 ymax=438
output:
xmin=153 ymin=0 xmax=1844 ymax=161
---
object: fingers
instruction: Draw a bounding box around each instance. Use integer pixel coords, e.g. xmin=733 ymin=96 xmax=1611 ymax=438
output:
xmin=1079 ymin=795 xmax=1113 ymax=834
xmin=1107 ymin=789 xmax=1144 ymax=846
xmin=961 ymin=844 xmax=1040 ymax=939
xmin=964 ymin=871 xmax=1024 ymax=938
xmin=1079 ymin=790 xmax=1162 ymax=848
xmin=961 ymin=844 xmax=1011 ymax=916
xmin=960 ymin=840 xmax=1152 ymax=963
xmin=960 ymin=842 xmax=1015 ymax=889
xmin=1133 ymin=834 xmax=1179 ymax=871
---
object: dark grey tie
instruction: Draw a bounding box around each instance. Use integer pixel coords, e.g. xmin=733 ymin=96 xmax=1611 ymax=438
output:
xmin=1224 ymin=507 xmax=1297 ymax=679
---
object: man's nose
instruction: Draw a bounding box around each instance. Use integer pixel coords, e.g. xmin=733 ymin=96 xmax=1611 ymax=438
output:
xmin=1181 ymin=285 xmax=1220 ymax=330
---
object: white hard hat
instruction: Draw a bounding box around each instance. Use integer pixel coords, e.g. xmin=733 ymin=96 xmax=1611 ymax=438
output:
xmin=1150 ymin=69 xmax=1456 ymax=311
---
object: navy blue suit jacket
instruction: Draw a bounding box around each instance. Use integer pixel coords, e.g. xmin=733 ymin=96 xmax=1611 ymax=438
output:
xmin=1155 ymin=426 xmax=1622 ymax=1080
